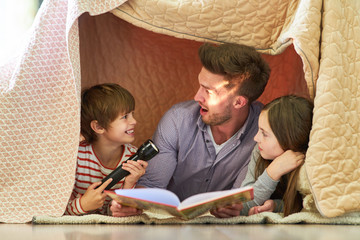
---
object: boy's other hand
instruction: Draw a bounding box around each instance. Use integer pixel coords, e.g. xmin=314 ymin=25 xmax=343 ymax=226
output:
xmin=122 ymin=160 xmax=148 ymax=188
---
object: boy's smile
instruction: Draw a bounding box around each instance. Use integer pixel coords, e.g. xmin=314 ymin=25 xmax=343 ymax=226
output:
xmin=102 ymin=111 xmax=137 ymax=145
xmin=125 ymin=129 xmax=134 ymax=135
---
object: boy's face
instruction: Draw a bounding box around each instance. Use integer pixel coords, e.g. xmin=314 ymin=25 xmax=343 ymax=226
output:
xmin=102 ymin=111 xmax=137 ymax=145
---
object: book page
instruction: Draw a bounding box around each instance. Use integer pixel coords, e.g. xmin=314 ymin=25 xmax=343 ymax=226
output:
xmin=178 ymin=186 xmax=253 ymax=210
xmin=113 ymin=188 xmax=181 ymax=207
xmin=106 ymin=187 xmax=253 ymax=220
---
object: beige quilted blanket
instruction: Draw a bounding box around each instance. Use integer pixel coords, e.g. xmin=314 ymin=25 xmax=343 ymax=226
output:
xmin=305 ymin=1 xmax=360 ymax=217
xmin=1 ymin=0 xmax=359 ymax=223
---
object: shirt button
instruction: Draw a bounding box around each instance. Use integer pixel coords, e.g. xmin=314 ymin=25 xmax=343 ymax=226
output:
xmin=206 ymin=140 xmax=210 ymax=143
xmin=205 ymin=179 xmax=209 ymax=182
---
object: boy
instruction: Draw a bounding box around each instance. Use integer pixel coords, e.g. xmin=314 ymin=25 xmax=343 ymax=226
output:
xmin=65 ymin=83 xmax=148 ymax=215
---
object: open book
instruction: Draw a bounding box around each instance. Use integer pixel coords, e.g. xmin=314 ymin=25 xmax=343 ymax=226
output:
xmin=105 ymin=186 xmax=253 ymax=220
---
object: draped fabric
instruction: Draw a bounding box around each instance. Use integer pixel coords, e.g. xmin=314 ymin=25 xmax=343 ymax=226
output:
xmin=1 ymin=0 xmax=359 ymax=222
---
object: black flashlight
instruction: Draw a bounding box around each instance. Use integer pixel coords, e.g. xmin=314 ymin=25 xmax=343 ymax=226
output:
xmin=99 ymin=139 xmax=159 ymax=190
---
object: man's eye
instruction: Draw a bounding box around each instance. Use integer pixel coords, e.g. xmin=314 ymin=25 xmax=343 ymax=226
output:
xmin=206 ymin=89 xmax=213 ymax=95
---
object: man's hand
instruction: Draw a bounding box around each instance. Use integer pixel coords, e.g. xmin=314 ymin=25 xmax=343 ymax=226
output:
xmin=110 ymin=200 xmax=143 ymax=217
xmin=210 ymin=203 xmax=243 ymax=218
xmin=248 ymin=199 xmax=275 ymax=215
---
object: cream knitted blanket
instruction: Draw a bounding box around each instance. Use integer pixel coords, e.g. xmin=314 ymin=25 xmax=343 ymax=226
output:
xmin=33 ymin=211 xmax=360 ymax=225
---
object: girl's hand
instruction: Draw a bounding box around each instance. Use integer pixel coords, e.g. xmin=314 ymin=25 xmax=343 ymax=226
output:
xmin=266 ymin=150 xmax=304 ymax=181
xmin=80 ymin=178 xmax=113 ymax=212
xmin=248 ymin=200 xmax=275 ymax=215
xmin=122 ymin=160 xmax=148 ymax=189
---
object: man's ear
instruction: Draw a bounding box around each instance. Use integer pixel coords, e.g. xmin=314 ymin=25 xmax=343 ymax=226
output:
xmin=234 ymin=96 xmax=248 ymax=109
xmin=90 ymin=120 xmax=105 ymax=134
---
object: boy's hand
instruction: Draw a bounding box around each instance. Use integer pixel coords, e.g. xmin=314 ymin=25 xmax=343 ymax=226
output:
xmin=266 ymin=150 xmax=304 ymax=181
xmin=122 ymin=160 xmax=148 ymax=189
xmin=80 ymin=178 xmax=112 ymax=212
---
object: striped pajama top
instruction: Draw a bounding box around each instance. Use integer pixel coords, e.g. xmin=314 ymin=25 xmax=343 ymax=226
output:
xmin=64 ymin=142 xmax=137 ymax=215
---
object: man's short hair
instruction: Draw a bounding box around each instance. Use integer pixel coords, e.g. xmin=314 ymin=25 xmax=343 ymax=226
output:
xmin=198 ymin=43 xmax=271 ymax=102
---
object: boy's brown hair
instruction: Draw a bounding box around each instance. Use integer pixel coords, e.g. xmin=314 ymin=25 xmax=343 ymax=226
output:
xmin=81 ymin=83 xmax=135 ymax=143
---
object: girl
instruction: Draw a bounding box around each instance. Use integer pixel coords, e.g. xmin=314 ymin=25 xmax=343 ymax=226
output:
xmin=241 ymin=95 xmax=314 ymax=217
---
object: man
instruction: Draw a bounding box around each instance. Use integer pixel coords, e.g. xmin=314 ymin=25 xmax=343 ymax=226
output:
xmin=111 ymin=42 xmax=270 ymax=218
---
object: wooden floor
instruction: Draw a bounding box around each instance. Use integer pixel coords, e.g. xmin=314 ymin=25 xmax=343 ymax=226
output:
xmin=1 ymin=223 xmax=360 ymax=240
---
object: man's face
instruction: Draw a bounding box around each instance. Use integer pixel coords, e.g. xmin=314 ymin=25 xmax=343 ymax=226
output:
xmin=194 ymin=67 xmax=236 ymax=126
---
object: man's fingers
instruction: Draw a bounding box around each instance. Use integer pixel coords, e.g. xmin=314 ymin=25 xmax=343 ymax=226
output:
xmin=117 ymin=205 xmax=140 ymax=213
xmin=230 ymin=203 xmax=243 ymax=210
xmin=112 ymin=208 xmax=142 ymax=217
xmin=110 ymin=201 xmax=143 ymax=217
xmin=210 ymin=208 xmax=229 ymax=218
xmin=211 ymin=206 xmax=241 ymax=218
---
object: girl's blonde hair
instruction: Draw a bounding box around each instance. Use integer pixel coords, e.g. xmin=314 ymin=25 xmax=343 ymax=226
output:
xmin=255 ymin=95 xmax=313 ymax=216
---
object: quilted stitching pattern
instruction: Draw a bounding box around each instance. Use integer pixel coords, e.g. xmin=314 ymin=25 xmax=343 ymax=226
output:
xmin=112 ymin=0 xmax=322 ymax=99
xmin=305 ymin=0 xmax=360 ymax=217
xmin=0 ymin=0 xmax=128 ymax=223
xmin=1 ymin=0 xmax=357 ymax=222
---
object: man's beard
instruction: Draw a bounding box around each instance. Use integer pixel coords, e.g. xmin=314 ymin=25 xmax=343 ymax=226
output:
xmin=202 ymin=104 xmax=232 ymax=126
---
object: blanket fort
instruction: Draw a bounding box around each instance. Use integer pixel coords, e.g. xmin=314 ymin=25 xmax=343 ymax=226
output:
xmin=1 ymin=0 xmax=359 ymax=223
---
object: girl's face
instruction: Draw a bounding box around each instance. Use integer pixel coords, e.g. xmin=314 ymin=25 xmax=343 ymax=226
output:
xmin=102 ymin=111 xmax=137 ymax=145
xmin=254 ymin=110 xmax=284 ymax=160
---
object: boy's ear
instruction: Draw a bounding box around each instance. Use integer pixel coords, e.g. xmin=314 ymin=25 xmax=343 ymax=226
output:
xmin=90 ymin=120 xmax=105 ymax=134
xmin=233 ymin=95 xmax=248 ymax=109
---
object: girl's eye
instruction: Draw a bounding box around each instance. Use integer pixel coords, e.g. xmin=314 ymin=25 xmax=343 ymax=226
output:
xmin=262 ymin=131 xmax=268 ymax=137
